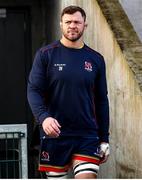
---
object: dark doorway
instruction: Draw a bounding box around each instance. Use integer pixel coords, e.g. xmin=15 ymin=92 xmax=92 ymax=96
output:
xmin=0 ymin=7 xmax=31 ymax=124
xmin=0 ymin=6 xmax=34 ymax=178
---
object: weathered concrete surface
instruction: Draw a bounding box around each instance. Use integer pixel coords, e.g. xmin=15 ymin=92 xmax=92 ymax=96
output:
xmin=59 ymin=0 xmax=142 ymax=178
xmin=96 ymin=0 xmax=142 ymax=91
xmin=119 ymin=0 xmax=142 ymax=42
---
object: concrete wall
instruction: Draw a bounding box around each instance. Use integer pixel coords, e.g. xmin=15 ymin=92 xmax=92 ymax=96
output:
xmin=119 ymin=0 xmax=142 ymax=42
xmin=58 ymin=0 xmax=142 ymax=178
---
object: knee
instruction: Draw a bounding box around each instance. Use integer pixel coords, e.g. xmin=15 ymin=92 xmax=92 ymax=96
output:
xmin=73 ymin=162 xmax=99 ymax=179
xmin=46 ymin=172 xmax=68 ymax=179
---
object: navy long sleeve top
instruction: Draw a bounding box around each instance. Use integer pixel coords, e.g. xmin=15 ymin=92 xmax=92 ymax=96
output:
xmin=27 ymin=40 xmax=109 ymax=142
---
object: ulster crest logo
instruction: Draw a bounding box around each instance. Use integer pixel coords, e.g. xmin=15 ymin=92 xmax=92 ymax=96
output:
xmin=41 ymin=151 xmax=50 ymax=161
xmin=84 ymin=61 xmax=92 ymax=72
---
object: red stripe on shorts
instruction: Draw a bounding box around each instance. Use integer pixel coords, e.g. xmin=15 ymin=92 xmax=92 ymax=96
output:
xmin=39 ymin=165 xmax=68 ymax=172
xmin=73 ymin=154 xmax=100 ymax=165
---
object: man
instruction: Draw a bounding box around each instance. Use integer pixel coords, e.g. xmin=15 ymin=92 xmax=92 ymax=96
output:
xmin=27 ymin=5 xmax=110 ymax=179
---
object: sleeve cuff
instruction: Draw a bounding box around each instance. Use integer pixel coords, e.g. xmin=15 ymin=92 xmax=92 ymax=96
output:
xmin=99 ymin=135 xmax=109 ymax=143
xmin=38 ymin=112 xmax=50 ymax=125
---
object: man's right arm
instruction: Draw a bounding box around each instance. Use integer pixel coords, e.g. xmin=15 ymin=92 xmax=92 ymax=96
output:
xmin=27 ymin=49 xmax=61 ymax=137
xmin=27 ymin=49 xmax=49 ymax=125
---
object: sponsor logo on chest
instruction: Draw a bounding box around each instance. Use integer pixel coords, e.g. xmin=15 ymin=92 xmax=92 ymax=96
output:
xmin=53 ymin=61 xmax=93 ymax=72
xmin=54 ymin=63 xmax=66 ymax=71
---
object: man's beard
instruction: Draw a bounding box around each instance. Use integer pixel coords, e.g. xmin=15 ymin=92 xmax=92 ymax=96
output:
xmin=62 ymin=29 xmax=84 ymax=42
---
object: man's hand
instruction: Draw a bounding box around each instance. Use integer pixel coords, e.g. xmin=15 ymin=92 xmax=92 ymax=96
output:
xmin=42 ymin=117 xmax=61 ymax=137
xmin=99 ymin=142 xmax=110 ymax=164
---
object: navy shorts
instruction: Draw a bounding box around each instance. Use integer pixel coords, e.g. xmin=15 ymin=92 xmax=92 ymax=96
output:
xmin=39 ymin=136 xmax=101 ymax=173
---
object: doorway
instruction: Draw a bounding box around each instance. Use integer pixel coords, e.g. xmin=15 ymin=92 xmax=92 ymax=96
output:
xmin=0 ymin=7 xmax=31 ymax=124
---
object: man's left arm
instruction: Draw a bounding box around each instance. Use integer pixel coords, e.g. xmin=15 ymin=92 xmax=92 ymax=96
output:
xmin=94 ymin=56 xmax=110 ymax=163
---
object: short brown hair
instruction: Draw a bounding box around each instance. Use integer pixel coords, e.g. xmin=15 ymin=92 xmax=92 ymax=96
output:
xmin=61 ymin=5 xmax=86 ymax=21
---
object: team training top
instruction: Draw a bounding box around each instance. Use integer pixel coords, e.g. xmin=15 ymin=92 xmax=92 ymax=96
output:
xmin=27 ymin=40 xmax=109 ymax=143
